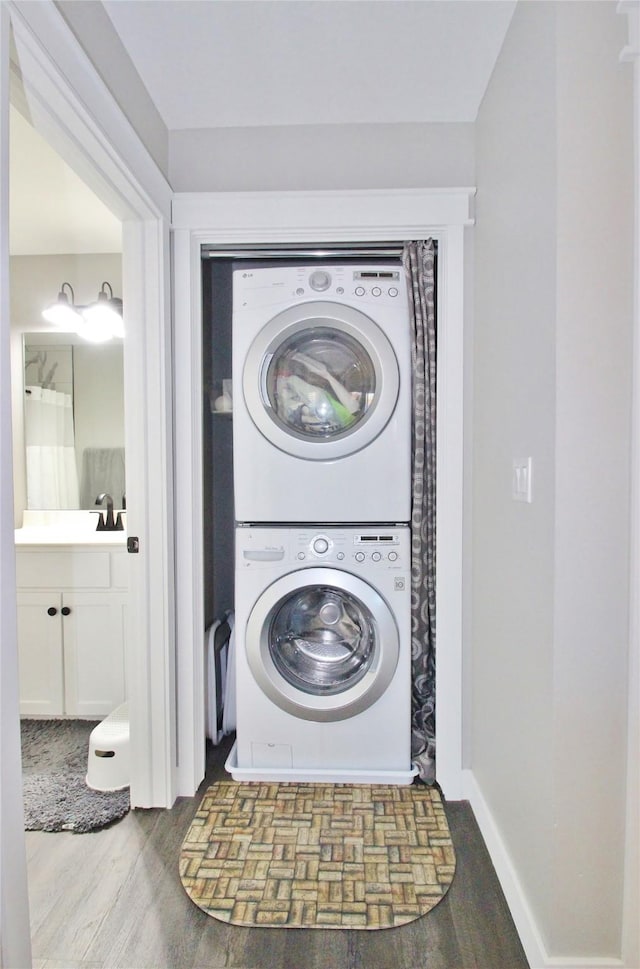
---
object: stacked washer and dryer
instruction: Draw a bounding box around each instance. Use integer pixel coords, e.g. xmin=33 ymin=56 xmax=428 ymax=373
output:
xmin=227 ymin=262 xmax=415 ymax=784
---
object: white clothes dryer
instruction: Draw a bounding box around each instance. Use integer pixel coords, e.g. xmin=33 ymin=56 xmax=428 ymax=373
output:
xmin=232 ymin=264 xmax=411 ymax=523
xmin=226 ymin=524 xmax=414 ymax=785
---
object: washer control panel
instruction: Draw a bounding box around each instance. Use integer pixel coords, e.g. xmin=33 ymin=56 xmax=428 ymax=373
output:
xmin=238 ymin=526 xmax=410 ymax=570
xmin=294 ymin=528 xmax=407 ymax=568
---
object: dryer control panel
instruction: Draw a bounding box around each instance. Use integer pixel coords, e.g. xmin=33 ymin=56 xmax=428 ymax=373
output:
xmin=233 ymin=264 xmax=404 ymax=311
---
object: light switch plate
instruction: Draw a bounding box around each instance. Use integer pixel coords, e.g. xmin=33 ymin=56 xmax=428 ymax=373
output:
xmin=512 ymin=457 xmax=533 ymax=503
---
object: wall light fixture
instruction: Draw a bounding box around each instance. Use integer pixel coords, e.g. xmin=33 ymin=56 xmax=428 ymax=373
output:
xmin=42 ymin=281 xmax=124 ymax=343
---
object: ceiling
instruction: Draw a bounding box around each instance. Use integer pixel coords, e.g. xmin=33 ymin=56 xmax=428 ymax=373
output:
xmin=9 ymin=106 xmax=122 ymax=257
xmin=11 ymin=0 xmax=516 ymax=255
xmin=102 ymin=0 xmax=516 ymax=129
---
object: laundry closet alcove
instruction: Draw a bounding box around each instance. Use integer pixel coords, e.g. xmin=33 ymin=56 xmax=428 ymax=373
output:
xmin=171 ymin=188 xmax=472 ymax=800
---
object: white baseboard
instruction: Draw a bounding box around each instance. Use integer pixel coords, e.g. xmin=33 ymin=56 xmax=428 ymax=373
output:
xmin=461 ymin=770 xmax=625 ymax=969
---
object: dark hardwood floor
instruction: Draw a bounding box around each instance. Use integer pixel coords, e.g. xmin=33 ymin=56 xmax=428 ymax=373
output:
xmin=26 ymin=735 xmax=529 ymax=969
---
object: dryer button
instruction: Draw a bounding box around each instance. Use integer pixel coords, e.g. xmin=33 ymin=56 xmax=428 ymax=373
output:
xmin=371 ymin=551 xmax=382 ymax=562
xmin=355 ymin=286 xmax=365 ymax=296
xmin=372 ymin=286 xmax=382 ymax=297
xmin=355 ymin=551 xmax=366 ymax=563
xmin=297 ymin=551 xmax=306 ymax=560
xmin=296 ymin=287 xmax=305 ymax=296
xmin=313 ymin=537 xmax=329 ymax=554
xmin=389 ymin=287 xmax=399 ymax=297
xmin=336 ymin=551 xmax=345 ymax=561
xmin=388 ymin=551 xmax=398 ymax=562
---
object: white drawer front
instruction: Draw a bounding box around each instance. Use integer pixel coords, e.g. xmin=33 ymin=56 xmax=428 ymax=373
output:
xmin=16 ymin=550 xmax=111 ymax=589
xmin=111 ymin=549 xmax=129 ymax=590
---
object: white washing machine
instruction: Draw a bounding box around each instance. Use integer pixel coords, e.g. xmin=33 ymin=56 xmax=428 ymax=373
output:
xmin=232 ymin=264 xmax=411 ymax=523
xmin=226 ymin=524 xmax=414 ymax=785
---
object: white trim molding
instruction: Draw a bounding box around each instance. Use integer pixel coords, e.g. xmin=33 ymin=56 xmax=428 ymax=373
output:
xmin=172 ymin=187 xmax=474 ymax=797
xmin=619 ymin=1 xmax=640 ymax=63
xmin=0 ymin=6 xmax=31 ymax=966
xmin=617 ymin=6 xmax=640 ymax=969
xmin=8 ymin=0 xmax=170 ymax=220
xmin=7 ymin=0 xmax=175 ymax=809
xmin=172 ymin=187 xmax=474 ymax=241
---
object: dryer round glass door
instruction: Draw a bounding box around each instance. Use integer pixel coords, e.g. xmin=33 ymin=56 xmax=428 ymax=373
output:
xmin=242 ymin=301 xmax=400 ymax=460
xmin=245 ymin=567 xmax=400 ymax=722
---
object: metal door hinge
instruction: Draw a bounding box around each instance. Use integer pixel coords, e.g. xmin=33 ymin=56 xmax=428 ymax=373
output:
xmin=127 ymin=536 xmax=140 ymax=553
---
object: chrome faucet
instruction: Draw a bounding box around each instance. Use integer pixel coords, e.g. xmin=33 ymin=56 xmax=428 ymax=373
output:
xmin=95 ymin=493 xmax=118 ymax=531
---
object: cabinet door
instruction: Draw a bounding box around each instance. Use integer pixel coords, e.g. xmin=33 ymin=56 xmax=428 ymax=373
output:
xmin=16 ymin=592 xmax=64 ymax=716
xmin=62 ymin=592 xmax=127 ymax=717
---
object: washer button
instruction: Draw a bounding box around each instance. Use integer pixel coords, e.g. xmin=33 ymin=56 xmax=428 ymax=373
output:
xmin=371 ymin=551 xmax=382 ymax=562
xmin=336 ymin=286 xmax=344 ymax=294
xmin=389 ymin=287 xmax=399 ymax=297
xmin=297 ymin=551 xmax=306 ymax=560
xmin=355 ymin=551 xmax=365 ymax=563
xmin=313 ymin=537 xmax=329 ymax=554
xmin=309 ymin=270 xmax=331 ymax=292
xmin=355 ymin=286 xmax=365 ymax=296
xmin=388 ymin=551 xmax=398 ymax=562
xmin=296 ymin=287 xmax=305 ymax=296
xmin=336 ymin=551 xmax=345 ymax=560
xmin=372 ymin=286 xmax=382 ymax=297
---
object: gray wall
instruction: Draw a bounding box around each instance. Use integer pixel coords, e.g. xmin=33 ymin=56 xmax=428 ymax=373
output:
xmin=474 ymin=1 xmax=632 ymax=958
xmin=169 ymin=122 xmax=474 ymax=191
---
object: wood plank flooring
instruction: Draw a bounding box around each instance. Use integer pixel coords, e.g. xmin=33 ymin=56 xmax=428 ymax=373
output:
xmin=26 ymin=735 xmax=529 ymax=969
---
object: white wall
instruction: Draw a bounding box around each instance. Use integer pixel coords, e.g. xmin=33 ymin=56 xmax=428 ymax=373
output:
xmin=474 ymin=2 xmax=557 ymax=943
xmin=474 ymin=1 xmax=633 ymax=960
xmin=552 ymin=3 xmax=633 ymax=953
xmin=169 ymin=122 xmax=474 ymax=191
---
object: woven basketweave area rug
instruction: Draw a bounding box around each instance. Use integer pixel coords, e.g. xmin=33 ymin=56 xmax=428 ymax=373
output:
xmin=179 ymin=781 xmax=455 ymax=930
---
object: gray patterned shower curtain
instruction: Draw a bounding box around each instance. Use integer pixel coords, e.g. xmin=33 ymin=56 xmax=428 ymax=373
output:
xmin=403 ymin=240 xmax=437 ymax=785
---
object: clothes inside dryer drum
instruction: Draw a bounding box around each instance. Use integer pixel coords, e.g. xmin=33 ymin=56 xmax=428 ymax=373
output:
xmin=269 ymin=586 xmax=375 ymax=695
xmin=265 ymin=327 xmax=376 ymax=438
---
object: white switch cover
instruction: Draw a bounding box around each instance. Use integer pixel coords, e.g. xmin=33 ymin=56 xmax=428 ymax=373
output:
xmin=512 ymin=457 xmax=533 ymax=503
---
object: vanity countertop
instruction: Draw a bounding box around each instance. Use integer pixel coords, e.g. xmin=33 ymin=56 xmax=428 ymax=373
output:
xmin=15 ymin=529 xmax=126 ymax=546
xmin=15 ymin=510 xmax=127 ymax=546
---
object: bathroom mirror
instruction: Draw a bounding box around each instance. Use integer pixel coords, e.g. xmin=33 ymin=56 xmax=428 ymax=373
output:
xmin=23 ymin=332 xmax=125 ymax=510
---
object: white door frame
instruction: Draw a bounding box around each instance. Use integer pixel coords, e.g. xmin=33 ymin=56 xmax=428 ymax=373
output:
xmin=620 ymin=9 xmax=640 ymax=967
xmin=0 ymin=6 xmax=31 ymax=966
xmin=172 ymin=188 xmax=473 ymax=799
xmin=5 ymin=0 xmax=175 ymax=813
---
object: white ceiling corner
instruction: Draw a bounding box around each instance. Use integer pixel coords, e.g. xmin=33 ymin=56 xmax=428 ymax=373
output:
xmin=10 ymin=0 xmax=516 ymax=255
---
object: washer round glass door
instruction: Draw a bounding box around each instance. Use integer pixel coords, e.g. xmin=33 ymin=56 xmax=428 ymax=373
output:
xmin=243 ymin=301 xmax=400 ymax=460
xmin=245 ymin=567 xmax=400 ymax=722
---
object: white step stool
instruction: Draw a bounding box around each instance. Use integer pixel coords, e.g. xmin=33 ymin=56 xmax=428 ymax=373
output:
xmin=86 ymin=702 xmax=130 ymax=792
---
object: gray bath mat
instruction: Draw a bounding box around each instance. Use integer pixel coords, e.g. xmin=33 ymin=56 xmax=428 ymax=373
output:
xmin=20 ymin=718 xmax=130 ymax=833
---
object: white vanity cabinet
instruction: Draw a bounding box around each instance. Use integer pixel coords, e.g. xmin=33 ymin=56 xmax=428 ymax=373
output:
xmin=15 ymin=545 xmax=128 ymax=717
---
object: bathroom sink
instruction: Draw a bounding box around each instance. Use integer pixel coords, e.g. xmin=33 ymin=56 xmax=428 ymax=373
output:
xmin=15 ymin=510 xmax=127 ymax=545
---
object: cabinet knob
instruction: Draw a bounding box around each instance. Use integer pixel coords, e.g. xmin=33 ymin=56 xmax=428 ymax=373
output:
xmin=47 ymin=607 xmax=58 ymax=617
xmin=61 ymin=606 xmax=71 ymax=617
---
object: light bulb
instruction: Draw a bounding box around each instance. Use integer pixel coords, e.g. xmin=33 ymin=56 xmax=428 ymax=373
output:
xmin=78 ymin=303 xmax=117 ymax=343
xmin=42 ymin=303 xmax=83 ymax=328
